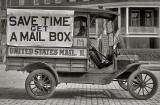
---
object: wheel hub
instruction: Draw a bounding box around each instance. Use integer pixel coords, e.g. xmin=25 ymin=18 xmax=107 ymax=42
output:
xmin=139 ymin=81 xmax=146 ymax=88
xmin=38 ymin=80 xmax=45 ymax=87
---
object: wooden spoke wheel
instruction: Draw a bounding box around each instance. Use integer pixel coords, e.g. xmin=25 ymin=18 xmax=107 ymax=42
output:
xmin=127 ymin=69 xmax=158 ymax=100
xmin=118 ymin=79 xmax=128 ymax=91
xmin=25 ymin=69 xmax=56 ymax=100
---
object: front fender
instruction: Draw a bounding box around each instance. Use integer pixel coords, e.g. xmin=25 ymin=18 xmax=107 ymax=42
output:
xmin=22 ymin=62 xmax=59 ymax=84
xmin=116 ymin=62 xmax=145 ymax=79
xmin=124 ymin=62 xmax=142 ymax=73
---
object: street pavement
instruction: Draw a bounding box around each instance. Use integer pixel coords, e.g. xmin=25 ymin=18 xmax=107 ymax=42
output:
xmin=0 ymin=64 xmax=160 ymax=105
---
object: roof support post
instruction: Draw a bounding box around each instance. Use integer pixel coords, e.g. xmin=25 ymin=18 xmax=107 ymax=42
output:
xmin=159 ymin=7 xmax=160 ymax=35
xmin=157 ymin=6 xmax=160 ymax=48
xmin=126 ymin=7 xmax=129 ymax=35
xmin=118 ymin=7 xmax=121 ymax=28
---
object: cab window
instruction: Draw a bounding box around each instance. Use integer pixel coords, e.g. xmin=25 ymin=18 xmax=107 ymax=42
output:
xmin=74 ymin=16 xmax=87 ymax=37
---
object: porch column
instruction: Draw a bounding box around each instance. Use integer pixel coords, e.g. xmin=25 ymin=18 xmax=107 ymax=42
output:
xmin=118 ymin=8 xmax=121 ymax=28
xmin=126 ymin=7 xmax=129 ymax=48
xmin=159 ymin=7 xmax=160 ymax=35
xmin=159 ymin=7 xmax=160 ymax=48
xmin=126 ymin=7 xmax=129 ymax=35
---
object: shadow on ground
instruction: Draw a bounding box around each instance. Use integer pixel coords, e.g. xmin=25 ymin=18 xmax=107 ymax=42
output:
xmin=0 ymin=87 xmax=159 ymax=100
xmin=0 ymin=87 xmax=134 ymax=100
xmin=51 ymin=88 xmax=135 ymax=100
xmin=0 ymin=87 xmax=31 ymax=100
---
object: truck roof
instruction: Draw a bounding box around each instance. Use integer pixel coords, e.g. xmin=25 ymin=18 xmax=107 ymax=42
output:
xmin=7 ymin=6 xmax=118 ymax=20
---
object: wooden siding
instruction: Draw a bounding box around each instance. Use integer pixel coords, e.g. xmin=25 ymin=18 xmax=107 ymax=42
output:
xmin=6 ymin=57 xmax=88 ymax=72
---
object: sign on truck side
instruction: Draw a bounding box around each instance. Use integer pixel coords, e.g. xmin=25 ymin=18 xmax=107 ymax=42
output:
xmin=7 ymin=9 xmax=87 ymax=58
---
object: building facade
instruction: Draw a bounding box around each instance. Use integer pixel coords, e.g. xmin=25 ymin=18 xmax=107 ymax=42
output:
xmin=6 ymin=0 xmax=63 ymax=6
xmin=62 ymin=0 xmax=160 ymax=49
xmin=1 ymin=0 xmax=160 ymax=49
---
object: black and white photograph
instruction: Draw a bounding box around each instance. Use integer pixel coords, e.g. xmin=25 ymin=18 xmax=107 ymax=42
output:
xmin=0 ymin=0 xmax=160 ymax=104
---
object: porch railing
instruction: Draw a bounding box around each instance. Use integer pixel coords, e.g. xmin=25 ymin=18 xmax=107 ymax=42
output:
xmin=121 ymin=26 xmax=159 ymax=34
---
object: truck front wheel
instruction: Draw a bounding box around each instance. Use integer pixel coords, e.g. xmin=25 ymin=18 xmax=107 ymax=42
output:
xmin=127 ymin=69 xmax=158 ymax=100
xmin=25 ymin=69 xmax=56 ymax=100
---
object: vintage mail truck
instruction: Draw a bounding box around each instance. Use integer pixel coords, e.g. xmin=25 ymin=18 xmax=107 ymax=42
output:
xmin=5 ymin=6 xmax=158 ymax=100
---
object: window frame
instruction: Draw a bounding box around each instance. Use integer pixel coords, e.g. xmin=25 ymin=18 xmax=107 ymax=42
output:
xmin=19 ymin=0 xmax=24 ymax=6
xmin=131 ymin=10 xmax=140 ymax=27
xmin=44 ymin=0 xmax=50 ymax=4
xmin=55 ymin=0 xmax=61 ymax=3
xmin=34 ymin=0 xmax=39 ymax=5
xmin=145 ymin=10 xmax=154 ymax=27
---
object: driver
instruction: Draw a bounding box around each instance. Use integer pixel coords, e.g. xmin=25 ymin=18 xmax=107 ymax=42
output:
xmin=76 ymin=26 xmax=86 ymax=37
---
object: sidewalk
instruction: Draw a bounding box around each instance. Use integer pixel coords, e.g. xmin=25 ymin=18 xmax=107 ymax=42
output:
xmin=0 ymin=65 xmax=160 ymax=105
xmin=0 ymin=82 xmax=160 ymax=105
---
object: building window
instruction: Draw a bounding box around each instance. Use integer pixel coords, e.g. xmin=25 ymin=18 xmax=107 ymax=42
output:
xmin=44 ymin=0 xmax=50 ymax=4
xmin=34 ymin=0 xmax=39 ymax=5
xmin=131 ymin=10 xmax=140 ymax=27
xmin=19 ymin=0 xmax=24 ymax=6
xmin=55 ymin=0 xmax=61 ymax=3
xmin=130 ymin=9 xmax=155 ymax=27
xmin=145 ymin=10 xmax=154 ymax=27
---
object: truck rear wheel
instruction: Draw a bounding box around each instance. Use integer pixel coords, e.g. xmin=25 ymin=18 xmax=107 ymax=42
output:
xmin=127 ymin=69 xmax=158 ymax=100
xmin=118 ymin=79 xmax=128 ymax=91
xmin=25 ymin=69 xmax=56 ymax=100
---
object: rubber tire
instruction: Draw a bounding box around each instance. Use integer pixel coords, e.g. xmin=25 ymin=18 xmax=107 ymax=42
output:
xmin=127 ymin=69 xmax=158 ymax=100
xmin=25 ymin=69 xmax=56 ymax=100
xmin=118 ymin=79 xmax=128 ymax=91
